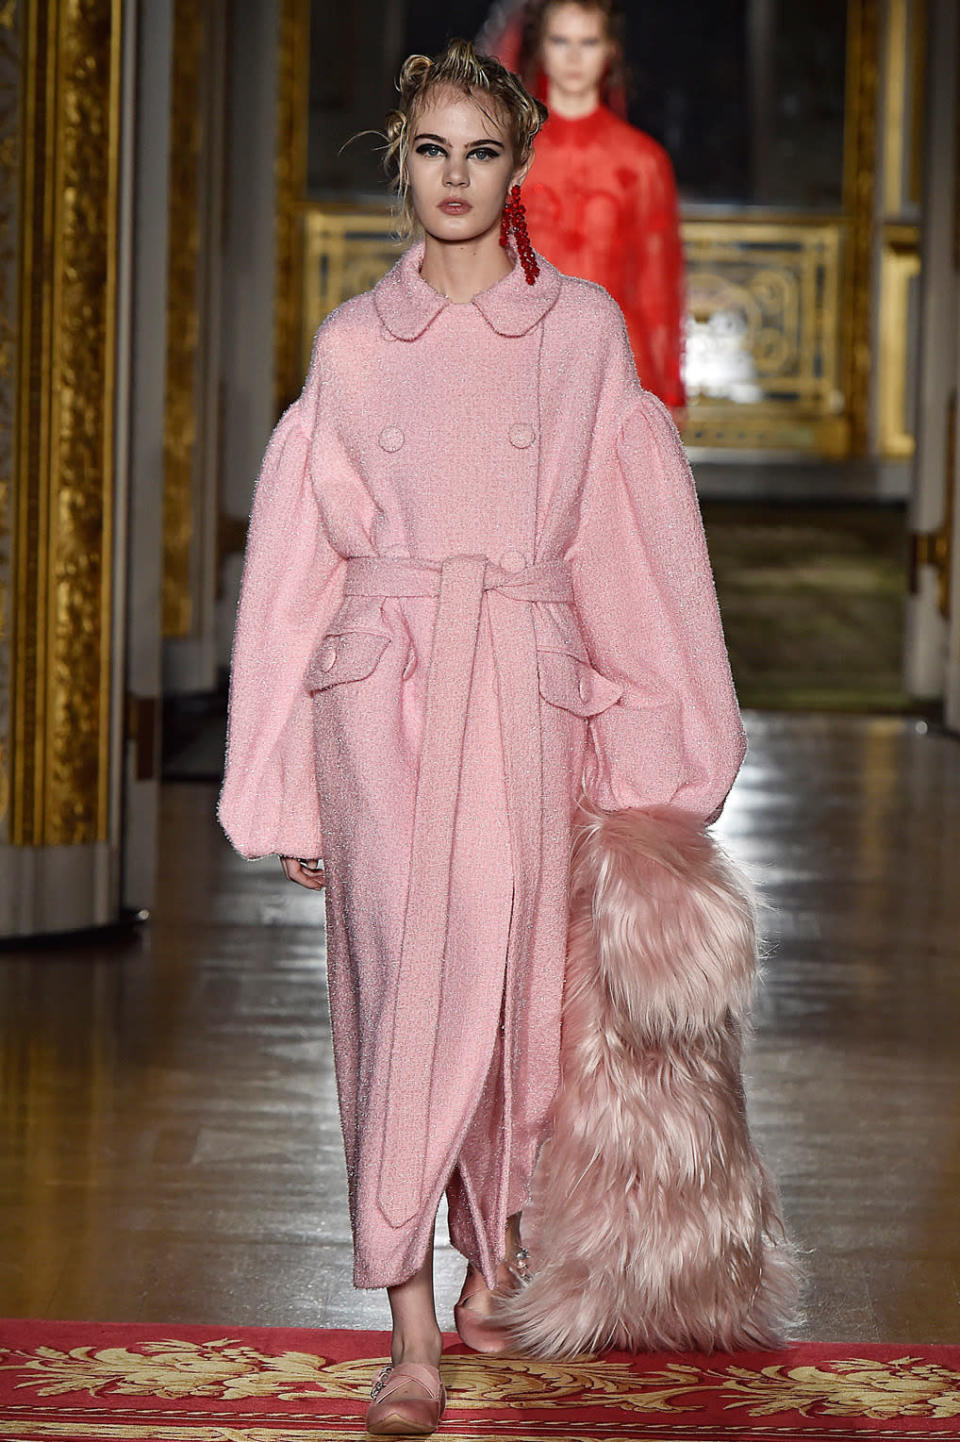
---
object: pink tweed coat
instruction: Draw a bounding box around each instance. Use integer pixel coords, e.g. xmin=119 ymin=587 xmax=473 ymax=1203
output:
xmin=218 ymin=238 xmax=746 ymax=1292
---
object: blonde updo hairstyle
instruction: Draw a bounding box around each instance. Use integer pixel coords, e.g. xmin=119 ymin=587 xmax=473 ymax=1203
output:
xmin=383 ymin=38 xmax=548 ymax=239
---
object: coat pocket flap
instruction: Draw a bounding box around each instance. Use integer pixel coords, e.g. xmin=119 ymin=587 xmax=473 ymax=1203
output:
xmin=305 ymin=631 xmax=390 ymax=692
xmin=537 ymin=651 xmax=623 ymax=717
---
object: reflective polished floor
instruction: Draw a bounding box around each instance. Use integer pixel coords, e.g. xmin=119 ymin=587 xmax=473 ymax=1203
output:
xmin=1 ymin=713 xmax=958 ymax=1340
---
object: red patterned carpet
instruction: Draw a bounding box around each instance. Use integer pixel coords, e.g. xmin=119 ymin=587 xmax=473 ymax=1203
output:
xmin=0 ymin=1322 xmax=958 ymax=1440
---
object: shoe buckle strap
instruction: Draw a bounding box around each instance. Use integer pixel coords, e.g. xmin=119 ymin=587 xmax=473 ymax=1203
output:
xmin=370 ymin=1362 xmax=443 ymax=1402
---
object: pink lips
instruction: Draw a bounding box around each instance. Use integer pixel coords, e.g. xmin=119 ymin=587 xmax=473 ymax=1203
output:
xmin=439 ymin=200 xmax=471 ymax=213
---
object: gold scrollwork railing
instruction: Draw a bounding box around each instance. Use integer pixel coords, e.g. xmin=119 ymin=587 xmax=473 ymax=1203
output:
xmin=680 ymin=215 xmax=846 ymax=455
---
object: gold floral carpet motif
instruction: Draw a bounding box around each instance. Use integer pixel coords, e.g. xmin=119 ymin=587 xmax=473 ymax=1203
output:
xmin=0 ymin=1322 xmax=957 ymax=1440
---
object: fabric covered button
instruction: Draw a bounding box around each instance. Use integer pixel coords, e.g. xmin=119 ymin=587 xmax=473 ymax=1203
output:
xmin=578 ymin=675 xmax=589 ymax=701
xmin=319 ymin=643 xmax=338 ymax=672
xmin=500 ymin=550 xmax=526 ymax=572
xmin=379 ymin=426 xmax=404 ymax=452
xmin=509 ymin=422 xmax=536 ymax=448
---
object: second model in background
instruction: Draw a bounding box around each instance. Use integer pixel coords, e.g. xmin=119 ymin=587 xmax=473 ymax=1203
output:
xmin=480 ymin=0 xmax=686 ymax=411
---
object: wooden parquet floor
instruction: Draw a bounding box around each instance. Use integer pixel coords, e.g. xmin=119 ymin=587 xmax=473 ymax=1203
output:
xmin=1 ymin=713 xmax=958 ymax=1339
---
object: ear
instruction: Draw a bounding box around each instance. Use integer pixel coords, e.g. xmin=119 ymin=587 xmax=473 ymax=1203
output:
xmin=510 ymin=150 xmax=535 ymax=189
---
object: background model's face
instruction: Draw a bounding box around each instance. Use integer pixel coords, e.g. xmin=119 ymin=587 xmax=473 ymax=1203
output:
xmin=539 ymin=4 xmax=612 ymax=99
xmin=407 ymin=88 xmax=528 ymax=245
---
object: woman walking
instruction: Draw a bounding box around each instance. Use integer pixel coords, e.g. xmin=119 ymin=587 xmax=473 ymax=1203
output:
xmin=219 ymin=38 xmax=794 ymax=1438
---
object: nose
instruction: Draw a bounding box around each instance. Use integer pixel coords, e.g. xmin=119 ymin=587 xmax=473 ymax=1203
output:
xmin=444 ymin=155 xmax=468 ymax=187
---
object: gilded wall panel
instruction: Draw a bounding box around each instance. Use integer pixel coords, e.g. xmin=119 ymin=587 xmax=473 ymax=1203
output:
xmin=842 ymin=0 xmax=881 ymax=456
xmin=274 ymin=0 xmax=310 ymax=412
xmin=877 ymin=224 xmax=921 ymax=458
xmin=163 ymin=0 xmax=203 ymax=640
xmin=10 ymin=0 xmax=121 ymax=846
xmin=0 ymin=1 xmax=17 ymax=842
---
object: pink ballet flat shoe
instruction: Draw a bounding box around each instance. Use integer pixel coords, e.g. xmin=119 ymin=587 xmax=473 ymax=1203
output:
xmin=453 ymin=1249 xmax=530 ymax=1355
xmin=365 ymin=1362 xmax=446 ymax=1436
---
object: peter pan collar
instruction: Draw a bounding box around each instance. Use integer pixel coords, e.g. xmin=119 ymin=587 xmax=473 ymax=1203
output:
xmin=373 ymin=237 xmax=561 ymax=340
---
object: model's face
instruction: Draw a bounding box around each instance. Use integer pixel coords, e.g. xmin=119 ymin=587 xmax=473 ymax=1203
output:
xmin=539 ymin=4 xmax=612 ymax=96
xmin=407 ymin=88 xmax=531 ymax=244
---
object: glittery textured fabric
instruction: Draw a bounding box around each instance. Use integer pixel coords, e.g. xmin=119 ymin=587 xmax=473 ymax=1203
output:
xmin=218 ymin=239 xmax=746 ymax=1291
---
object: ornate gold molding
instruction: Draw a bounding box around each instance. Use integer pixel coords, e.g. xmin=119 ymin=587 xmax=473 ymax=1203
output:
xmin=877 ymin=222 xmax=920 ymax=458
xmin=883 ymin=0 xmax=908 ymax=215
xmin=955 ymin=6 xmax=960 ymax=273
xmin=0 ymin=1 xmax=18 ymax=840
xmin=882 ymin=0 xmax=927 ymax=215
xmin=11 ymin=0 xmax=122 ymax=846
xmin=163 ymin=0 xmax=203 ymax=640
xmin=842 ymin=0 xmax=881 ymax=457
xmin=274 ymin=0 xmax=309 ymax=414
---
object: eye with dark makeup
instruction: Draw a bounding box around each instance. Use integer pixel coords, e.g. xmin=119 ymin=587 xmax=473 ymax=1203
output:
xmin=413 ymin=143 xmax=503 ymax=162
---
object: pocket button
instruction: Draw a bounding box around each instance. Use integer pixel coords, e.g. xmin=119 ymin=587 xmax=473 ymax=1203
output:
xmin=379 ymin=426 xmax=404 ymax=452
xmin=578 ymin=675 xmax=589 ymax=701
xmin=319 ymin=643 xmax=338 ymax=672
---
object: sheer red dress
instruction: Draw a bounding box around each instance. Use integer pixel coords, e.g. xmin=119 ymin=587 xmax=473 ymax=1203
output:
xmin=522 ymin=103 xmax=686 ymax=409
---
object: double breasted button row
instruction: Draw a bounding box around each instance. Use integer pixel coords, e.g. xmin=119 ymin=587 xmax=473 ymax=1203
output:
xmin=378 ymin=423 xmax=537 ymax=452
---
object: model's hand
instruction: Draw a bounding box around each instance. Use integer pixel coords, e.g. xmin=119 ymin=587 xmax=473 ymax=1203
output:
xmin=279 ymin=856 xmax=326 ymax=890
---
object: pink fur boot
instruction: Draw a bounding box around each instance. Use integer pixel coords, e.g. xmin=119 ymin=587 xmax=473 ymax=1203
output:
xmin=493 ymin=799 xmax=801 ymax=1356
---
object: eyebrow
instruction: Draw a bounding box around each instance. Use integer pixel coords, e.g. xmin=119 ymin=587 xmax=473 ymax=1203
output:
xmin=413 ymin=132 xmax=505 ymax=147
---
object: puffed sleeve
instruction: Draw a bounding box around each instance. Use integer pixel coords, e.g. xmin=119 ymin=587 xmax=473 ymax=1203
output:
xmin=566 ymin=323 xmax=745 ymax=822
xmin=217 ymin=339 xmax=347 ymax=859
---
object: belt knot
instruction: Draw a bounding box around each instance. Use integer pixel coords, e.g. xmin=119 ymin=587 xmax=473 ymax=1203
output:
xmin=343 ymin=553 xmax=574 ymax=605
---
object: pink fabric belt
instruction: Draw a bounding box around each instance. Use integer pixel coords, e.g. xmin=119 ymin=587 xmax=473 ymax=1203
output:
xmin=344 ymin=554 xmax=574 ymax=1226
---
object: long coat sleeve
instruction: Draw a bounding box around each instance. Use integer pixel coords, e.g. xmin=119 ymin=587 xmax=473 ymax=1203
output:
xmin=217 ymin=340 xmax=346 ymax=860
xmin=567 ymin=302 xmax=745 ymax=821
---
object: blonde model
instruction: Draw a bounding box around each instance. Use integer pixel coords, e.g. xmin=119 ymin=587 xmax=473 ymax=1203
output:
xmin=219 ymin=37 xmax=796 ymax=1439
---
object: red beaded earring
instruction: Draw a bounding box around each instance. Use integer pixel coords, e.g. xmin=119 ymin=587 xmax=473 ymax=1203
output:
xmin=499 ymin=184 xmax=539 ymax=284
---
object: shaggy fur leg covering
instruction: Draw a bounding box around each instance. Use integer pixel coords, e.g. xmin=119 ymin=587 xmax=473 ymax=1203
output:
xmin=493 ymin=799 xmax=801 ymax=1356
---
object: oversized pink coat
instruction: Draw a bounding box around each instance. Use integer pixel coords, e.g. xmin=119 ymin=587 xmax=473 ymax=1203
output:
xmin=218 ymin=237 xmax=746 ymax=1292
